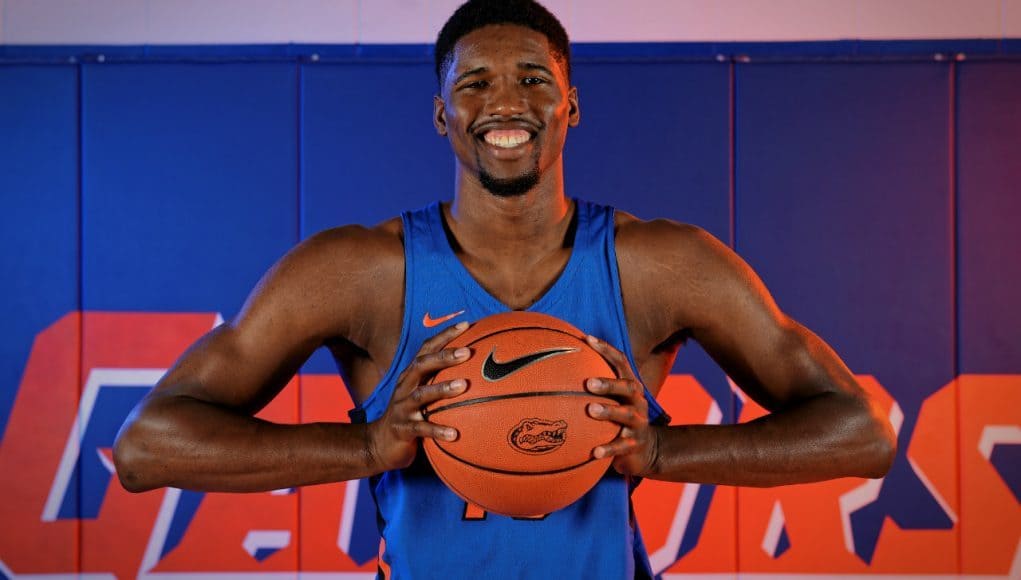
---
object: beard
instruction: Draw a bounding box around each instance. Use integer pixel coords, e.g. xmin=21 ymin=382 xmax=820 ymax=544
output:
xmin=478 ymin=168 xmax=540 ymax=197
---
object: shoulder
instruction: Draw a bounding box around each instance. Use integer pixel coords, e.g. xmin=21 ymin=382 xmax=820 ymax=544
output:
xmin=238 ymin=217 xmax=404 ymax=340
xmin=298 ymin=217 xmax=403 ymax=257
xmin=612 ymin=211 xmax=771 ymax=333
xmin=278 ymin=218 xmax=403 ymax=284
xmin=613 ymin=210 xmax=732 ymax=274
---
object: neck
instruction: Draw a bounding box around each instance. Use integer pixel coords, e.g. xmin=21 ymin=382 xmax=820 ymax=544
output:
xmin=446 ymin=162 xmax=573 ymax=261
xmin=451 ymin=160 xmax=570 ymax=233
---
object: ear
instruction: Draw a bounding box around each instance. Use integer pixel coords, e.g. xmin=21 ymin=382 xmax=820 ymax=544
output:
xmin=433 ymin=95 xmax=448 ymax=136
xmin=567 ymin=86 xmax=580 ymax=128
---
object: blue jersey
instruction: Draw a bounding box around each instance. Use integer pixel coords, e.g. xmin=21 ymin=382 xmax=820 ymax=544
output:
xmin=353 ymin=200 xmax=668 ymax=579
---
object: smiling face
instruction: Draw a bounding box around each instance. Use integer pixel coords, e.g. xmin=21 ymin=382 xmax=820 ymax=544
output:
xmin=434 ymin=24 xmax=580 ymax=197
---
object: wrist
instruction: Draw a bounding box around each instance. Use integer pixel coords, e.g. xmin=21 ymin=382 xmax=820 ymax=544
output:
xmin=360 ymin=421 xmax=383 ymax=475
xmin=644 ymin=424 xmax=664 ymax=478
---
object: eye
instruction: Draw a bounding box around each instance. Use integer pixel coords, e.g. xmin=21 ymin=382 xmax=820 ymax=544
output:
xmin=522 ymin=76 xmax=547 ymax=86
xmin=459 ymin=79 xmax=489 ymax=91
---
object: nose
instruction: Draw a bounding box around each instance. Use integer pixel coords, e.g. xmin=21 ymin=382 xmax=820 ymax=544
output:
xmin=485 ymin=79 xmax=527 ymax=117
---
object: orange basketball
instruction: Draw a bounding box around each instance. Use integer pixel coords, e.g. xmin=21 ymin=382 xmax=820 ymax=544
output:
xmin=423 ymin=311 xmax=620 ymax=517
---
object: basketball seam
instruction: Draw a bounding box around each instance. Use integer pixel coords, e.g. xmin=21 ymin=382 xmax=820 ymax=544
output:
xmin=423 ymin=390 xmax=612 ymax=417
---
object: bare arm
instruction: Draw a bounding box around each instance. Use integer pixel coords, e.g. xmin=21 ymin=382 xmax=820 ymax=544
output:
xmin=596 ymin=220 xmax=896 ymax=486
xmin=113 ymin=226 xmax=468 ymax=492
xmin=114 ymin=324 xmax=375 ymax=492
xmin=651 ymin=322 xmax=893 ymax=486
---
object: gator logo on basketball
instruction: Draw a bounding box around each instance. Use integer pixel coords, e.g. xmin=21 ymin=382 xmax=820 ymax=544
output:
xmin=508 ymin=418 xmax=568 ymax=454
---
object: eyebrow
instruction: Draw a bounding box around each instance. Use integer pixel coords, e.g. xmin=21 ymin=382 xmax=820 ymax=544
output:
xmin=519 ymin=62 xmax=555 ymax=77
xmin=452 ymin=62 xmax=557 ymax=86
xmin=453 ymin=67 xmax=487 ymax=85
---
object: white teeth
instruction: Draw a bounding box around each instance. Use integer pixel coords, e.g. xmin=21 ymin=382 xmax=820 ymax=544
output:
xmin=484 ymin=132 xmax=530 ymax=148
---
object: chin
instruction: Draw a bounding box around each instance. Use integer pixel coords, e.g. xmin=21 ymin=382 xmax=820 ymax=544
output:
xmin=479 ymin=169 xmax=540 ymax=197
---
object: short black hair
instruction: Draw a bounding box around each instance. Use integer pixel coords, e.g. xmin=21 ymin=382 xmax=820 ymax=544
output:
xmin=434 ymin=0 xmax=571 ymax=86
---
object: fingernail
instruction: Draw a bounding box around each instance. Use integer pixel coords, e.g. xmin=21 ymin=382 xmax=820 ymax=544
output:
xmin=444 ymin=428 xmax=457 ymax=441
xmin=587 ymin=378 xmax=606 ymax=392
xmin=590 ymin=403 xmax=605 ymax=415
xmin=455 ymin=321 xmax=469 ymax=330
xmin=593 ymin=447 xmax=605 ymax=459
xmin=454 ymin=348 xmax=470 ymax=359
xmin=586 ymin=335 xmax=599 ymax=345
xmin=449 ymin=379 xmax=466 ymax=392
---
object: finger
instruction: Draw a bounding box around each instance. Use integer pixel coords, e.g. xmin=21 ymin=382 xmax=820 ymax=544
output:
xmin=585 ymin=378 xmax=645 ymax=404
xmin=408 ymin=379 xmax=468 ymax=408
xmin=592 ymin=436 xmax=638 ymax=459
xmin=585 ymin=335 xmax=637 ymax=380
xmin=417 ymin=321 xmax=471 ymax=356
xmin=403 ymin=419 xmax=458 ymax=442
xmin=588 ymin=402 xmax=646 ymax=428
xmin=396 ymin=321 xmax=470 ymax=386
xmin=396 ymin=347 xmax=472 ymax=393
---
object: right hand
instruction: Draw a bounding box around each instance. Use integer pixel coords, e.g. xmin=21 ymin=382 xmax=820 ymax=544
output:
xmin=366 ymin=321 xmax=472 ymax=472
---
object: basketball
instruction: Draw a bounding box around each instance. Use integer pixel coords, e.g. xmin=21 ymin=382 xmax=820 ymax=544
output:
xmin=422 ymin=311 xmax=621 ymax=517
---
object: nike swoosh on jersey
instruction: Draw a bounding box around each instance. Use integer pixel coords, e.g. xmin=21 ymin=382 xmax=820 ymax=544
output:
xmin=422 ymin=309 xmax=466 ymax=328
xmin=482 ymin=347 xmax=578 ymax=382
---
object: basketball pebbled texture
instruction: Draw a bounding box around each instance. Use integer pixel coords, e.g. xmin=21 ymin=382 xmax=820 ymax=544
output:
xmin=422 ymin=311 xmax=621 ymax=517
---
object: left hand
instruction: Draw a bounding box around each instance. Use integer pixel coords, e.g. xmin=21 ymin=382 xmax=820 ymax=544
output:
xmin=584 ymin=334 xmax=660 ymax=477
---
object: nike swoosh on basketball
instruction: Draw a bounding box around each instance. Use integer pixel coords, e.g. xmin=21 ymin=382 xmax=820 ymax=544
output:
xmin=482 ymin=347 xmax=578 ymax=382
xmin=422 ymin=309 xmax=466 ymax=328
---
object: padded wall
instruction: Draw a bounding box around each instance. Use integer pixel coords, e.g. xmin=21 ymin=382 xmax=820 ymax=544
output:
xmin=955 ymin=61 xmax=1021 ymax=575
xmin=0 ymin=65 xmax=79 ymax=436
xmin=957 ymin=62 xmax=1021 ymax=375
xmin=0 ymin=64 xmax=80 ymax=576
xmin=82 ymin=62 xmax=299 ymax=314
xmin=79 ymin=62 xmax=301 ymax=576
xmin=1 ymin=50 xmax=1018 ymax=578
xmin=736 ymin=62 xmax=957 ymax=572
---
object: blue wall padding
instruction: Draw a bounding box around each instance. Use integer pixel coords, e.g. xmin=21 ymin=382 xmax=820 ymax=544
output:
xmin=957 ymin=62 xmax=1021 ymax=374
xmin=301 ymin=62 xmax=452 ymax=234
xmin=736 ymin=62 xmax=953 ymax=401
xmin=0 ymin=66 xmax=80 ymax=442
xmin=81 ymin=63 xmax=299 ymax=316
xmin=736 ymin=63 xmax=957 ymax=562
xmin=3 ymin=39 xmax=1018 ymax=62
xmin=567 ymin=62 xmax=730 ymax=241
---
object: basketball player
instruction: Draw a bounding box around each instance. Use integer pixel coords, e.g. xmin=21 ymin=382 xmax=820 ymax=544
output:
xmin=114 ymin=0 xmax=896 ymax=576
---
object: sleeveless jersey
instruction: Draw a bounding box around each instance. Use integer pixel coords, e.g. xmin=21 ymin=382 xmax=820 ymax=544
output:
xmin=353 ymin=199 xmax=669 ymax=579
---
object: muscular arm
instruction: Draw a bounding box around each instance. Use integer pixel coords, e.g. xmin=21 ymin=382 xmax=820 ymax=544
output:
xmin=652 ymin=321 xmax=893 ymax=486
xmin=613 ymin=219 xmax=896 ymax=486
xmin=113 ymin=227 xmax=392 ymax=492
xmin=114 ymin=224 xmax=467 ymax=493
xmin=114 ymin=327 xmax=380 ymax=493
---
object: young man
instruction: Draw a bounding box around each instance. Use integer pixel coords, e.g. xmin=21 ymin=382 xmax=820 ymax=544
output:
xmin=114 ymin=0 xmax=896 ymax=577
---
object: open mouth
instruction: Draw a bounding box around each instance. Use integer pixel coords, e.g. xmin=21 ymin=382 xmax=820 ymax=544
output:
xmin=479 ymin=129 xmax=534 ymax=149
